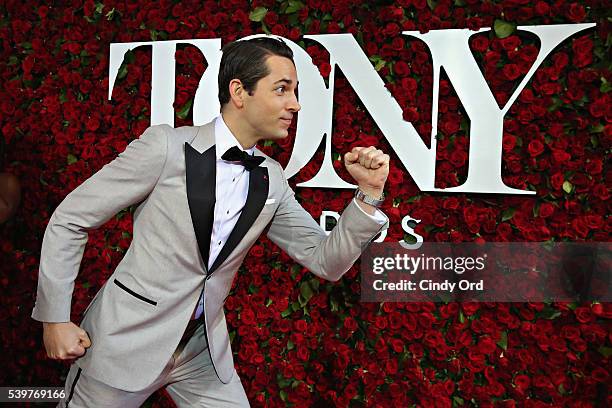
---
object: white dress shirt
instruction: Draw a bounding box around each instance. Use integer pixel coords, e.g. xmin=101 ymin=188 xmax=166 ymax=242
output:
xmin=192 ymin=114 xmax=386 ymax=319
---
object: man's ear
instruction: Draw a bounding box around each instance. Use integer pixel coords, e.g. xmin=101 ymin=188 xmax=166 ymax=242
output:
xmin=228 ymin=79 xmax=245 ymax=109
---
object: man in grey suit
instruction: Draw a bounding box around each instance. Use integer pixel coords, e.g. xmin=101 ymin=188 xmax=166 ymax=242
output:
xmin=32 ymin=37 xmax=390 ymax=407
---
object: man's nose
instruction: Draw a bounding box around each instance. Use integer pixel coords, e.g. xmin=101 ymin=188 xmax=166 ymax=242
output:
xmin=287 ymin=94 xmax=301 ymax=112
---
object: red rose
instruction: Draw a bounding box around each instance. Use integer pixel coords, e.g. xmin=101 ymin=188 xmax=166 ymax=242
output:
xmin=343 ymin=316 xmax=357 ymax=331
xmin=527 ymin=139 xmax=545 ymax=157
xmin=589 ymin=96 xmax=610 ymax=118
xmin=318 ymin=62 xmax=331 ymax=77
xmin=572 ymin=36 xmax=593 ymax=67
xmin=538 ymin=202 xmax=555 ymax=218
xmin=551 ymin=149 xmax=571 ymax=163
xmin=567 ymin=3 xmax=586 ymax=22
xmin=550 ymin=172 xmax=565 ymax=190
xmin=502 ymin=64 xmax=521 ymax=80
xmin=592 ymin=184 xmax=609 ymax=200
xmin=471 ymin=35 xmax=489 ymax=53
xmin=534 ymin=1 xmax=550 ymax=15
xmin=592 ymin=368 xmax=609 ymax=383
xmin=501 ymin=36 xmax=521 ymax=52
xmin=449 ymin=149 xmax=467 ymax=167
xmin=574 ymin=306 xmax=594 ymax=323
xmin=503 ymin=133 xmax=516 ymax=152
xmin=394 ymin=61 xmax=410 ymax=77
xmin=239 ymin=307 xmax=256 ymax=325
xmin=514 ymin=374 xmax=530 ymax=392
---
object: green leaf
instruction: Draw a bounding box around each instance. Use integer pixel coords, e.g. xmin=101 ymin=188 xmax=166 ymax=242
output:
xmin=261 ymin=22 xmax=271 ymax=35
xmin=277 ymin=377 xmax=292 ymax=388
xmin=287 ymin=13 xmax=299 ymax=26
xmin=67 ymin=154 xmax=78 ymax=165
xmin=496 ymin=331 xmax=508 ymax=351
xmin=105 ymin=7 xmax=116 ymax=20
xmin=287 ymin=340 xmax=294 ymax=350
xmin=459 ymin=310 xmax=465 ymax=324
xmin=493 ymin=19 xmax=516 ymax=39
xmin=59 ymin=88 xmax=67 ymax=103
xmin=281 ymin=307 xmax=293 ymax=318
xmin=285 ymin=0 xmax=304 ymax=14
xmin=562 ymin=181 xmax=573 ymax=194
xmin=249 ymin=7 xmax=268 ymax=22
xmin=176 ymin=98 xmax=193 ymax=120
xmin=427 ymin=0 xmax=438 ymax=10
xmin=515 ymin=136 xmax=523 ymax=147
xmin=600 ymin=77 xmax=611 ymax=93
xmin=330 ymin=297 xmax=339 ymax=312
xmin=590 ymin=123 xmax=604 ymax=133
xmin=548 ymin=96 xmax=563 ymax=112
xmin=369 ymin=55 xmax=387 ymax=71
xmin=501 ymin=208 xmax=515 ymax=222
xmin=598 ymin=346 xmax=612 ymax=358
xmin=299 ymin=280 xmax=319 ymax=305
xmin=117 ymin=62 xmax=129 ymax=80
xmin=539 ymin=308 xmax=561 ymax=320
xmin=453 ymin=396 xmax=465 ymax=406
xmin=300 ymin=281 xmax=313 ymax=302
xmin=94 ymin=1 xmax=104 ymax=14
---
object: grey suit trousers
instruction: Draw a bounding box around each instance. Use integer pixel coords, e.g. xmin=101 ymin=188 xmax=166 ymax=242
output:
xmin=57 ymin=319 xmax=249 ymax=407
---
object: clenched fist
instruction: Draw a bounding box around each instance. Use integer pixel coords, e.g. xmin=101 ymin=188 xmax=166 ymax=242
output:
xmin=344 ymin=146 xmax=390 ymax=198
xmin=43 ymin=322 xmax=91 ymax=361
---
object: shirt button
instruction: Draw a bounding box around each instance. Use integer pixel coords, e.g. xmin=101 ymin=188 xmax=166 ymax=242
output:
xmin=218 ymin=241 xmax=222 ymax=245
xmin=226 ymin=210 xmax=230 ymax=214
xmin=232 ymin=178 xmax=235 ymax=182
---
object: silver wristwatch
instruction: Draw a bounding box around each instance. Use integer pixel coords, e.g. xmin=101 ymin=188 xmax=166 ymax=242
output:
xmin=354 ymin=188 xmax=385 ymax=208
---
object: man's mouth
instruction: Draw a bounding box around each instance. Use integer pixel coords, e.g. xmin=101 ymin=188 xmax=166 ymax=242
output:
xmin=280 ymin=117 xmax=292 ymax=126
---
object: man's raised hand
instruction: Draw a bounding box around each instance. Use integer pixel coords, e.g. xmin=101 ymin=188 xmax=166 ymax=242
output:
xmin=344 ymin=146 xmax=390 ymax=197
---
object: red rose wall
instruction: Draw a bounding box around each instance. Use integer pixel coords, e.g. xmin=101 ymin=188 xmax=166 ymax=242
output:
xmin=1 ymin=0 xmax=610 ymax=407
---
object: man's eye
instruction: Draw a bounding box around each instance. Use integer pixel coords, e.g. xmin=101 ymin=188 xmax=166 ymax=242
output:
xmin=275 ymin=86 xmax=285 ymax=93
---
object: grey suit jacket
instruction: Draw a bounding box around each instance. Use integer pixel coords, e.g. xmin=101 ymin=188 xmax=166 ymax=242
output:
xmin=31 ymin=120 xmax=389 ymax=391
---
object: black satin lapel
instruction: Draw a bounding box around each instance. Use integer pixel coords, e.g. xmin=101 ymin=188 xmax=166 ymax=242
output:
xmin=185 ymin=142 xmax=216 ymax=271
xmin=209 ymin=166 xmax=269 ymax=274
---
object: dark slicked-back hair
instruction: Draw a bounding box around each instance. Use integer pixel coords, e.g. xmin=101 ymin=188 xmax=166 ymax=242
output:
xmin=218 ymin=37 xmax=294 ymax=107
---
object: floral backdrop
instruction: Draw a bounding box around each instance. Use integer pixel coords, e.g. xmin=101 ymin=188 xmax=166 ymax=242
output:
xmin=1 ymin=0 xmax=610 ymax=406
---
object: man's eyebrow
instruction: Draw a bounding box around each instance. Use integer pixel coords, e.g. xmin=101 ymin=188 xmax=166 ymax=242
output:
xmin=273 ymin=78 xmax=299 ymax=85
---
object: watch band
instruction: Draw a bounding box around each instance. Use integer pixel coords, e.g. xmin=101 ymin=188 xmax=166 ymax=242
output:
xmin=354 ymin=188 xmax=385 ymax=208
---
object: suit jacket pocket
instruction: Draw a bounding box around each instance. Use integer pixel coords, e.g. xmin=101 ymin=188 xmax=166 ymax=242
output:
xmin=113 ymin=278 xmax=158 ymax=306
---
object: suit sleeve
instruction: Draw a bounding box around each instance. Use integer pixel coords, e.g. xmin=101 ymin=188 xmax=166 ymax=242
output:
xmin=31 ymin=125 xmax=169 ymax=322
xmin=266 ymin=167 xmax=389 ymax=282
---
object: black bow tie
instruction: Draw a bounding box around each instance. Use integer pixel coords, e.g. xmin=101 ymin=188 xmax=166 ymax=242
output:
xmin=221 ymin=146 xmax=265 ymax=171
